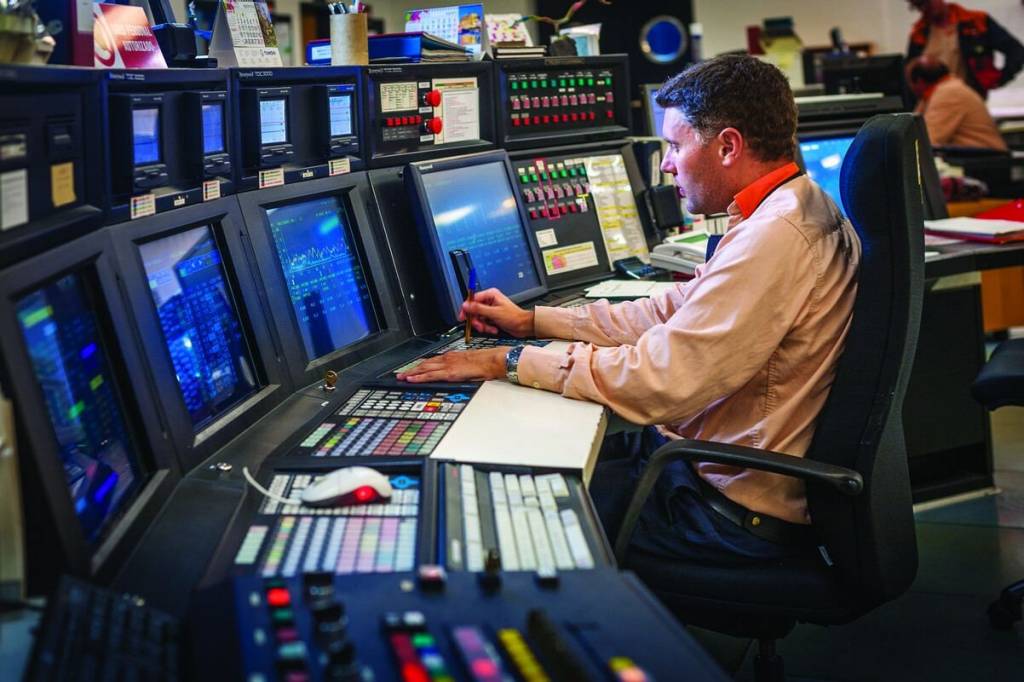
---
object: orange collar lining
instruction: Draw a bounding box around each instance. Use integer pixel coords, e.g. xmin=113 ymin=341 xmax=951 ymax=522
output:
xmin=733 ymin=161 xmax=802 ymax=219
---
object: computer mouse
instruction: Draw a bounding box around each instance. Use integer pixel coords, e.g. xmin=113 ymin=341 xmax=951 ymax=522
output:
xmin=300 ymin=466 xmax=393 ymax=507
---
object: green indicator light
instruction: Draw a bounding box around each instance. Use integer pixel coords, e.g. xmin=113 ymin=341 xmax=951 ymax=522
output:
xmin=588 ymin=78 xmax=595 ymax=86
xmin=531 ymin=80 xmax=538 ymax=88
xmin=89 ymin=375 xmax=103 ymax=391
xmin=569 ymin=78 xmax=577 ymax=86
xmin=560 ymin=169 xmax=568 ymax=178
xmin=412 ymin=633 xmax=435 ymax=647
xmin=569 ymin=168 xmax=577 ymax=177
xmin=68 ymin=401 xmax=85 ymax=420
xmin=531 ymin=173 xmax=539 ymax=182
xmin=520 ymin=174 xmax=529 ymax=183
xmin=511 ymin=82 xmax=519 ymax=90
xmin=272 ymin=609 xmax=294 ymax=623
xmin=560 ymin=79 xmax=567 ymax=87
xmin=541 ymin=79 xmax=548 ymax=88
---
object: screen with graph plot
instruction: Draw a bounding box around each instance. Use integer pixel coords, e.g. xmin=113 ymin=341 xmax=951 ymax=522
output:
xmin=419 ymin=161 xmax=542 ymax=317
xmin=139 ymin=225 xmax=260 ymax=428
xmin=16 ymin=272 xmax=146 ymax=545
xmin=264 ymin=195 xmax=379 ymax=362
xmin=799 ymin=135 xmax=855 ymax=214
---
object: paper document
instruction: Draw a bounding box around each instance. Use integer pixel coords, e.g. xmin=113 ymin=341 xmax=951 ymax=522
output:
xmin=584 ymin=279 xmax=679 ymax=299
xmin=924 ymin=217 xmax=1024 ymax=236
xmin=431 ymin=380 xmax=608 ymax=481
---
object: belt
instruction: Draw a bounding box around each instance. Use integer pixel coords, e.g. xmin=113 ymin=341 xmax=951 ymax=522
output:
xmin=696 ymin=477 xmax=816 ymax=546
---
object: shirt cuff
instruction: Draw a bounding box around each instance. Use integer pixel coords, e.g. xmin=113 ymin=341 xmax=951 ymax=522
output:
xmin=516 ymin=345 xmax=571 ymax=392
xmin=533 ymin=305 xmax=580 ymax=340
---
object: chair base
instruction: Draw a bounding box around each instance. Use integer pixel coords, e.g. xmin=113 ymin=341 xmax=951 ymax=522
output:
xmin=987 ymin=578 xmax=1023 ymax=630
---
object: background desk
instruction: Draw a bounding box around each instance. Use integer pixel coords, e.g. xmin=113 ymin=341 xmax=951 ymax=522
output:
xmin=908 ymin=238 xmax=1024 ymax=501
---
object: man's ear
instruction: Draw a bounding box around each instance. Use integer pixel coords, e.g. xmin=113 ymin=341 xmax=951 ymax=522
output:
xmin=718 ymin=127 xmax=744 ymax=167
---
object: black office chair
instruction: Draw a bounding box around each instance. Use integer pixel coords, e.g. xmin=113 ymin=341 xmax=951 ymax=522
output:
xmin=611 ymin=114 xmax=925 ymax=681
xmin=971 ymin=338 xmax=1024 ymax=629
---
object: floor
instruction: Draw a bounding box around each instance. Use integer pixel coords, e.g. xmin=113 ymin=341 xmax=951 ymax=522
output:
xmin=709 ymin=405 xmax=1024 ymax=681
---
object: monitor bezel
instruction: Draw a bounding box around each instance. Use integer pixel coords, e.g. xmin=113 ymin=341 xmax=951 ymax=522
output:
xmin=0 ymin=228 xmax=180 ymax=586
xmin=110 ymin=198 xmax=291 ymax=472
xmin=239 ymin=172 xmax=410 ymax=388
xmin=405 ymin=149 xmax=549 ymax=327
xmin=641 ymin=83 xmax=664 ymax=137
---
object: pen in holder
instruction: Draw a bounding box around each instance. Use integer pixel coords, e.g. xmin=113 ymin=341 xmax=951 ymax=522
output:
xmin=330 ymin=11 xmax=368 ymax=66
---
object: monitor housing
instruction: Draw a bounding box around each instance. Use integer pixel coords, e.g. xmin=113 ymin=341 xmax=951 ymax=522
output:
xmin=184 ymin=90 xmax=232 ymax=181
xmin=238 ymin=172 xmax=411 ymax=388
xmin=110 ymin=200 xmax=291 ymax=471
xmin=821 ymin=54 xmax=911 ymax=108
xmin=232 ymin=67 xmax=364 ymax=192
xmin=0 ymin=229 xmax=179 ymax=594
xmin=641 ymin=82 xmax=665 ymax=137
xmin=405 ymin=150 xmax=548 ymax=328
xmin=101 ymin=69 xmax=236 ymax=223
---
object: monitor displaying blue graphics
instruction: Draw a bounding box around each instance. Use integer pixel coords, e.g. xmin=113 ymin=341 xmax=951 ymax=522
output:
xmin=260 ymin=98 xmax=288 ymax=145
xmin=648 ymin=87 xmax=666 ymax=137
xmin=799 ymin=135 xmax=855 ymax=213
xmin=329 ymin=93 xmax=353 ymax=137
xmin=419 ymin=161 xmax=543 ymax=316
xmin=202 ymin=102 xmax=225 ymax=154
xmin=265 ymin=196 xmax=379 ymax=362
xmin=16 ymin=273 xmax=145 ymax=545
xmin=132 ymin=107 xmax=161 ymax=165
xmin=139 ymin=226 xmax=259 ymax=428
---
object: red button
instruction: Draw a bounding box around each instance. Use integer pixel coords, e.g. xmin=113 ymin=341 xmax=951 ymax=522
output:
xmin=606 ymin=110 xmax=614 ymax=119
xmin=529 ymin=209 xmax=538 ymax=219
xmin=569 ymin=203 xmax=578 ymax=213
xmin=589 ymin=111 xmax=596 ymax=121
xmin=571 ymin=113 xmax=578 ymax=122
xmin=415 ymin=115 xmax=422 ymax=124
xmin=532 ymin=116 xmax=540 ymax=125
xmin=425 ymin=90 xmax=442 ymax=107
xmin=522 ymin=117 xmax=531 ymax=126
xmin=471 ymin=659 xmax=499 ymax=678
xmin=542 ymin=115 xmax=550 ymax=124
xmin=540 ymin=207 xmax=548 ymax=218
xmin=385 ymin=117 xmax=394 ymax=127
xmin=267 ymin=587 xmax=291 ymax=608
xmin=401 ymin=662 xmax=431 ymax=682
xmin=562 ymin=114 xmax=569 ymax=123
xmin=512 ymin=118 xmax=520 ymax=127
xmin=428 ymin=118 xmax=443 ymax=134
xmin=560 ymin=204 xmax=568 ymax=215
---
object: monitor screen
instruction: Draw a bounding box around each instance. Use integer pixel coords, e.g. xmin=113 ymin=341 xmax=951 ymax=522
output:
xmin=799 ymin=135 xmax=855 ymax=213
xmin=419 ymin=161 xmax=542 ymax=316
xmin=329 ymin=93 xmax=353 ymax=138
xmin=16 ymin=273 xmax=145 ymax=545
xmin=260 ymin=98 xmax=288 ymax=145
xmin=139 ymin=225 xmax=259 ymax=428
xmin=647 ymin=87 xmax=666 ymax=136
xmin=132 ymin=107 xmax=161 ymax=166
xmin=202 ymin=102 xmax=225 ymax=155
xmin=264 ymin=196 xmax=379 ymax=361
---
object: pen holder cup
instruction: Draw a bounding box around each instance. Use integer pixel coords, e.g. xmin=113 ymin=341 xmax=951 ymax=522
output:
xmin=330 ymin=12 xmax=368 ymax=66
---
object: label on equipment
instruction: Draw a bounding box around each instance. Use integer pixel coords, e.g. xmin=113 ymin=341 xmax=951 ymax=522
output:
xmin=379 ymin=82 xmax=418 ymax=113
xmin=129 ymin=192 xmax=156 ymax=220
xmin=542 ymin=241 xmax=600 ymax=275
xmin=203 ymin=180 xmax=221 ymax=201
xmin=0 ymin=169 xmax=28 ymax=230
xmin=329 ymin=158 xmax=351 ymax=176
xmin=259 ymin=167 xmax=285 ymax=189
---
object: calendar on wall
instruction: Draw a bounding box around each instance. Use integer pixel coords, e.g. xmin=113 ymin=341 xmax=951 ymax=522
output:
xmin=404 ymin=4 xmax=484 ymax=56
xmin=208 ymin=0 xmax=283 ymax=68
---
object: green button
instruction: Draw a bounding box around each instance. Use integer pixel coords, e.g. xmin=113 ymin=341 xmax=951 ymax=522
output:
xmin=569 ymin=78 xmax=577 ymax=87
xmin=531 ymin=80 xmax=538 ymax=88
xmin=588 ymin=78 xmax=595 ymax=86
xmin=412 ymin=633 xmax=435 ymax=647
xmin=278 ymin=642 xmax=307 ymax=661
xmin=559 ymin=79 xmax=567 ymax=87
xmin=541 ymin=79 xmax=549 ymax=88
xmin=519 ymin=174 xmax=529 ymax=184
xmin=271 ymin=608 xmax=294 ymax=624
xmin=559 ymin=169 xmax=568 ymax=178
xmin=569 ymin=168 xmax=577 ymax=177
xmin=511 ymin=81 xmax=519 ymax=90
xmin=543 ymin=172 xmax=551 ymax=180
xmin=530 ymin=174 xmax=539 ymax=182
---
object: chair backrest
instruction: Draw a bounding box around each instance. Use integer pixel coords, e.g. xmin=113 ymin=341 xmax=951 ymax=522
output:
xmin=806 ymin=114 xmax=925 ymax=610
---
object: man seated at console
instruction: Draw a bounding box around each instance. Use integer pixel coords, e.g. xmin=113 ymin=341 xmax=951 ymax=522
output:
xmin=907 ymin=55 xmax=1008 ymax=151
xmin=398 ymin=54 xmax=861 ymax=565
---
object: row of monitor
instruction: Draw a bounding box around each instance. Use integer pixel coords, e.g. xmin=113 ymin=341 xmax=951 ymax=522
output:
xmin=0 ymin=147 xmax=583 ymax=585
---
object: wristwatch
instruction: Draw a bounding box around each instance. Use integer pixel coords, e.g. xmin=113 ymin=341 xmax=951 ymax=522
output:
xmin=505 ymin=345 xmax=526 ymax=385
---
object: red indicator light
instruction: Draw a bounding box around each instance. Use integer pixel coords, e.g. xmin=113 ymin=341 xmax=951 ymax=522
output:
xmin=354 ymin=486 xmax=377 ymax=503
xmin=266 ymin=587 xmax=291 ymax=608
xmin=425 ymin=90 xmax=442 ymax=107
xmin=401 ymin=662 xmax=431 ymax=682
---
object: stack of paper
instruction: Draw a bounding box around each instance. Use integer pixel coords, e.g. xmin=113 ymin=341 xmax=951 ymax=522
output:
xmin=583 ymin=280 xmax=679 ymax=299
xmin=923 ymin=217 xmax=1024 ymax=244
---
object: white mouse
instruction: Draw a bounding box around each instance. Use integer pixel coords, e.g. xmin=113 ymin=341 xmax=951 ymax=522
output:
xmin=300 ymin=466 xmax=393 ymax=507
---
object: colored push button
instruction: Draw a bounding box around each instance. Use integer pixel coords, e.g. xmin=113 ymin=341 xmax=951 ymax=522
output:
xmin=561 ymin=114 xmax=569 ymax=123
xmin=559 ymin=79 xmax=567 ymax=87
xmin=519 ymin=173 xmax=529 ymax=183
xmin=610 ymin=657 xmax=648 ymax=682
xmin=559 ymin=169 xmax=568 ymax=178
xmin=272 ymin=608 xmax=294 ymax=625
xmin=541 ymin=79 xmax=549 ymax=88
xmin=424 ymin=90 xmax=442 ymax=107
xmin=606 ymin=110 xmax=614 ymax=119
xmin=511 ymin=81 xmax=519 ymax=90
xmin=267 ymin=587 xmax=291 ymax=608
xmin=400 ymin=661 xmax=431 ymax=682
xmin=588 ymin=111 xmax=596 ymax=121
xmin=530 ymin=173 xmax=539 ymax=182
xmin=588 ymin=77 xmax=595 ymax=86
xmin=277 ymin=641 xmax=307 ymax=661
xmin=569 ymin=168 xmax=577 ymax=177
xmin=427 ymin=118 xmax=443 ymax=134
xmin=569 ymin=78 xmax=577 ymax=86
xmin=529 ymin=209 xmax=538 ymax=219
xmin=530 ymin=80 xmax=538 ymax=88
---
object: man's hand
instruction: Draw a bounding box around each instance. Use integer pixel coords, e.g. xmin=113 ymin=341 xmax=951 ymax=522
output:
xmin=396 ymin=348 xmax=508 ymax=384
xmin=459 ymin=288 xmax=535 ymax=338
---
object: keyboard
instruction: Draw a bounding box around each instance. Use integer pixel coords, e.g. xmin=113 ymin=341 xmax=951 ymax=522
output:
xmin=26 ymin=575 xmax=181 ymax=682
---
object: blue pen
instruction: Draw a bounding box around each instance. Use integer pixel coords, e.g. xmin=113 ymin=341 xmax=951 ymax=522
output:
xmin=465 ymin=267 xmax=477 ymax=343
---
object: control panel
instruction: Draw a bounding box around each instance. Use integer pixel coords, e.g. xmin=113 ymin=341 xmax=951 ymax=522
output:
xmin=233 ymin=67 xmax=363 ymax=192
xmin=496 ymin=55 xmax=631 ymax=150
xmin=193 ymin=570 xmax=727 ymax=682
xmin=363 ymin=62 xmax=496 ymax=167
xmin=510 ymin=143 xmax=653 ymax=289
xmin=102 ymin=69 xmax=236 ymax=223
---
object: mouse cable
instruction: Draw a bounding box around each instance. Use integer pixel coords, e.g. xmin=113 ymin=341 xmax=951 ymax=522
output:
xmin=242 ymin=466 xmax=304 ymax=507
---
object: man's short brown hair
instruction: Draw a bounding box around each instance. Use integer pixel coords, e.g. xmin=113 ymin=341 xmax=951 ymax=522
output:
xmin=656 ymin=54 xmax=797 ymax=161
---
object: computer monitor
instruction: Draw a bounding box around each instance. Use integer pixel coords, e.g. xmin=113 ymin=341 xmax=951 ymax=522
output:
xmin=406 ymin=151 xmax=547 ymax=326
xmin=0 ymin=231 xmax=178 ymax=588
xmin=132 ymin=107 xmax=161 ymax=165
xmin=822 ymin=54 xmax=910 ymax=108
xmin=138 ymin=225 xmax=260 ymax=428
xmin=799 ymin=134 xmax=857 ymax=213
xmin=642 ymin=83 xmax=666 ymax=137
xmin=264 ymin=195 xmax=380 ymax=362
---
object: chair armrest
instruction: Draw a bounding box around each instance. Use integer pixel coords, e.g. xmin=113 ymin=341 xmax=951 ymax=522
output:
xmin=612 ymin=439 xmax=863 ymax=563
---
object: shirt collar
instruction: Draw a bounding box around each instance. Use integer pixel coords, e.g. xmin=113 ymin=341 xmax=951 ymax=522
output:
xmin=920 ymin=74 xmax=952 ymax=103
xmin=731 ymin=161 xmax=802 ymax=220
